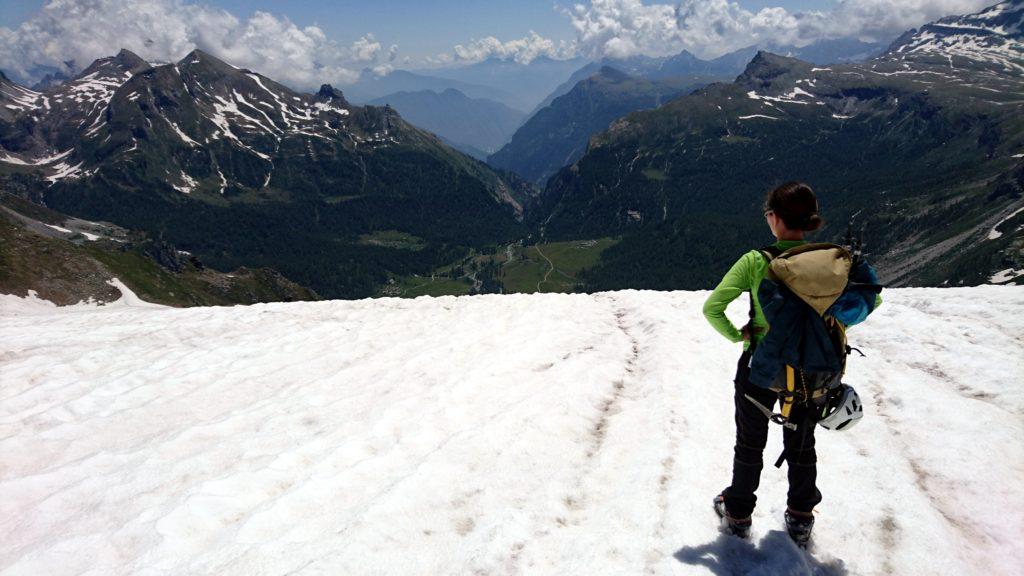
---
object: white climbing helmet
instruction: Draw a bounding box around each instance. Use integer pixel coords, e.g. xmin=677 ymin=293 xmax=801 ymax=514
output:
xmin=818 ymin=384 xmax=863 ymax=431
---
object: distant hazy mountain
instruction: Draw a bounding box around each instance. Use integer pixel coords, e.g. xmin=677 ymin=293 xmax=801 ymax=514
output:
xmin=774 ymin=38 xmax=889 ymax=65
xmin=427 ymin=56 xmax=589 ymax=114
xmin=528 ymin=51 xmax=741 ymax=120
xmin=369 ymin=89 xmax=525 ymax=158
xmin=488 ymin=67 xmax=714 ymax=185
xmin=348 ymin=42 xmax=884 ymax=125
xmin=347 ymin=58 xmax=587 ymax=118
xmin=30 ymin=70 xmax=71 ymax=91
xmin=343 ymin=68 xmax=517 ymax=109
xmin=530 ymin=38 xmax=889 ymax=118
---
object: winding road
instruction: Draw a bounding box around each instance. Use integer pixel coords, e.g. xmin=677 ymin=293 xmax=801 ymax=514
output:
xmin=534 ymin=244 xmax=556 ymax=292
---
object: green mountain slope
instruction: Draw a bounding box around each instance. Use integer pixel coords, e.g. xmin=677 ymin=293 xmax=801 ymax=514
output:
xmin=488 ymin=67 xmax=714 ymax=186
xmin=0 ymin=49 xmax=530 ymax=299
xmin=535 ymin=3 xmax=1024 ymax=289
xmin=0 ymin=193 xmax=317 ymax=306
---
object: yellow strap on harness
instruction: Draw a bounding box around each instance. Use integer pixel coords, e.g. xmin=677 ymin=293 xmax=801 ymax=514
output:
xmin=781 ymin=365 xmax=796 ymax=419
xmin=826 ymin=316 xmax=850 ymax=379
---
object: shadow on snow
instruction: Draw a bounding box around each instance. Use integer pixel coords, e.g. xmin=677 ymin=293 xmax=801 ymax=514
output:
xmin=674 ymin=530 xmax=848 ymax=576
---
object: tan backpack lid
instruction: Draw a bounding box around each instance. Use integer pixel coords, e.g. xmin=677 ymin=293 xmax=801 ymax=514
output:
xmin=765 ymin=243 xmax=852 ymax=316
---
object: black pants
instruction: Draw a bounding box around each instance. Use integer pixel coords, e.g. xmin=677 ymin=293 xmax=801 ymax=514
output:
xmin=723 ymin=350 xmax=822 ymax=520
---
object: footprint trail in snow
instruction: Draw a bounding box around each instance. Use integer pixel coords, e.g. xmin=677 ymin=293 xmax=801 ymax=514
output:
xmin=1 ymin=286 xmax=1021 ymax=575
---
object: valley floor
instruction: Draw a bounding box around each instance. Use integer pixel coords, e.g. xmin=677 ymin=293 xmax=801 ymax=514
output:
xmin=1 ymin=286 xmax=1022 ymax=575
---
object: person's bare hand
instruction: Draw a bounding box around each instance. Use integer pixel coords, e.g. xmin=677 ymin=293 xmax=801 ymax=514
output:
xmin=741 ymin=324 xmax=765 ymax=341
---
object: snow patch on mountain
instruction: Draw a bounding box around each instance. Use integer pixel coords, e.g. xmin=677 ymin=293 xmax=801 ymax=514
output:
xmin=0 ymin=80 xmax=42 ymax=111
xmin=165 ymin=118 xmax=200 ymax=147
xmin=0 ymin=149 xmax=72 ymax=166
xmin=66 ymin=71 xmax=131 ymax=102
xmin=44 ymin=161 xmax=84 ymax=184
xmin=43 ymin=223 xmax=73 ymax=234
xmin=206 ymin=97 xmax=275 ymax=161
xmin=213 ymin=94 xmax=276 ymax=140
xmin=886 ymin=0 xmax=1024 ymax=74
xmin=988 ymin=205 xmax=1024 ymax=239
xmin=0 ymin=153 xmax=30 ymax=165
xmin=231 ymin=90 xmax=282 ymax=135
xmin=746 ymin=87 xmax=821 ymax=106
xmin=42 ymin=223 xmax=101 ymax=241
xmin=247 ymin=73 xmax=294 ymax=129
xmin=313 ymin=101 xmax=351 ymax=116
xmin=171 ymin=171 xmax=198 ymax=194
xmin=216 ymin=166 xmax=227 ymax=194
xmin=989 ymin=267 xmax=1023 ymax=282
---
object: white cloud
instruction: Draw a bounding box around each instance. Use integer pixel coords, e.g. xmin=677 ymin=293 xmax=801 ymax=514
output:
xmin=451 ymin=31 xmax=576 ymax=65
xmin=423 ymin=53 xmax=455 ymax=67
xmin=349 ymin=33 xmax=382 ymax=63
xmin=566 ymin=0 xmax=996 ymax=59
xmin=824 ymin=0 xmax=997 ymax=37
xmin=1 ymin=0 xmax=998 ymax=85
xmin=0 ymin=0 xmax=398 ymax=89
xmin=568 ymin=0 xmax=680 ymax=59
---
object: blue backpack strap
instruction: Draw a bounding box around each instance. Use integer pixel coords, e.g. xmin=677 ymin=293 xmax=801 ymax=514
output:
xmin=746 ymin=245 xmax=784 ymax=350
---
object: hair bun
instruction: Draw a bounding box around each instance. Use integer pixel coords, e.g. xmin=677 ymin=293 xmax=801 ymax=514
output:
xmin=764 ymin=181 xmax=823 ymax=232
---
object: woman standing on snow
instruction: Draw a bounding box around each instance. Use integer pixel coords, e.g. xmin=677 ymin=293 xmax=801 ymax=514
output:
xmin=701 ymin=181 xmax=881 ymax=546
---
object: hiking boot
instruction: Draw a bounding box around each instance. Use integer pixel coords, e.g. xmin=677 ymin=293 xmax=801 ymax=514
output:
xmin=784 ymin=508 xmax=815 ymax=547
xmin=713 ymin=494 xmax=752 ymax=538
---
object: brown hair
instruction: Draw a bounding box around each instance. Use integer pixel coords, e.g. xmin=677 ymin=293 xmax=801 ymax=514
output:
xmin=763 ymin=181 xmax=824 ymax=232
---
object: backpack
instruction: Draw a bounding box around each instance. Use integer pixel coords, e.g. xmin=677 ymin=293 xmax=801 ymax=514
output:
xmin=746 ymin=243 xmax=883 ymax=431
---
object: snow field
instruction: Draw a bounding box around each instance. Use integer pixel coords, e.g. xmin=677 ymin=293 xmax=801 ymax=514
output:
xmin=1 ymin=286 xmax=1022 ymax=575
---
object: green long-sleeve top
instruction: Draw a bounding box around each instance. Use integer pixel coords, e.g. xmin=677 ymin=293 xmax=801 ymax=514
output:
xmin=702 ymin=240 xmax=882 ymax=350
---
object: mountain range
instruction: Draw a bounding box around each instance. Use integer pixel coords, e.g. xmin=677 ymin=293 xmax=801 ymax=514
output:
xmin=342 ymin=68 xmax=519 ymax=110
xmin=1 ymin=1 xmax=1021 ymax=303
xmin=528 ymin=38 xmax=890 ymax=119
xmin=534 ymin=0 xmax=1024 ymax=290
xmin=489 ymin=37 xmax=892 ymax=188
xmin=347 ymin=57 xmax=591 ymax=118
xmin=0 ymin=49 xmax=533 ymax=299
xmin=425 ymin=56 xmax=590 ymax=114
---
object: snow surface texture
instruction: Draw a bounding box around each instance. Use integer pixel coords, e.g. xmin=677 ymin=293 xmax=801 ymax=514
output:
xmin=1 ymin=286 xmax=1022 ymax=575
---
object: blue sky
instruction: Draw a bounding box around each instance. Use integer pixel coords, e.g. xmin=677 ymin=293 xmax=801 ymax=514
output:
xmin=1 ymin=0 xmax=837 ymax=60
xmin=0 ymin=0 xmax=991 ymax=89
